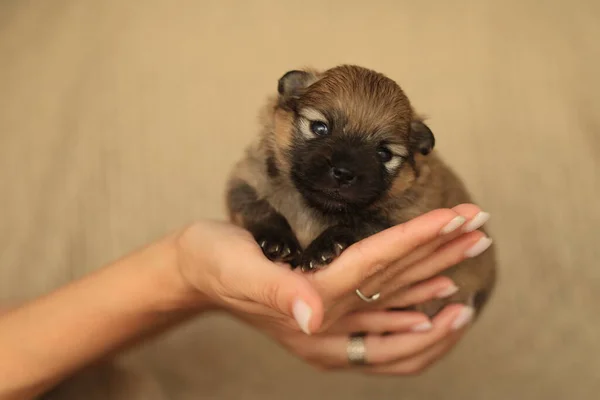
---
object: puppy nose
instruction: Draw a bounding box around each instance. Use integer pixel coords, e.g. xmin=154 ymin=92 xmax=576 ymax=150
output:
xmin=331 ymin=166 xmax=356 ymax=185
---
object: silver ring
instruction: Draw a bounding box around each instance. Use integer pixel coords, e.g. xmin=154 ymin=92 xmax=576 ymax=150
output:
xmin=355 ymin=289 xmax=381 ymax=303
xmin=347 ymin=335 xmax=367 ymax=365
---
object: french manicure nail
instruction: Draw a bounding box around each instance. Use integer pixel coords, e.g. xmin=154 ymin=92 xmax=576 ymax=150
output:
xmin=465 ymin=237 xmax=493 ymax=258
xmin=440 ymin=216 xmax=467 ymax=235
xmin=436 ymin=284 xmax=459 ymax=298
xmin=411 ymin=321 xmax=433 ymax=332
xmin=452 ymin=306 xmax=474 ymax=330
xmin=292 ymin=299 xmax=312 ymax=335
xmin=463 ymin=211 xmax=490 ymax=232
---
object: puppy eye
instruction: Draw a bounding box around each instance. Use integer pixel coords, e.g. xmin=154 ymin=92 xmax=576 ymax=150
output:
xmin=310 ymin=121 xmax=329 ymax=136
xmin=377 ymin=147 xmax=393 ymax=163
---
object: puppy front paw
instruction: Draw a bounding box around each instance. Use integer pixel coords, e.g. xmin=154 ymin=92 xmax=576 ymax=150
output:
xmin=300 ymin=228 xmax=357 ymax=272
xmin=252 ymin=227 xmax=301 ymax=265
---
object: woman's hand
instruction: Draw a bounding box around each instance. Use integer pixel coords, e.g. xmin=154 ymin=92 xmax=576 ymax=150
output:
xmin=0 ymin=205 xmax=491 ymax=400
xmin=251 ymin=303 xmax=469 ymax=376
xmin=235 ymin=273 xmax=473 ymax=375
xmin=307 ymin=203 xmax=491 ymax=332
xmin=174 ymin=203 xmax=491 ymax=337
xmin=201 ymin=204 xmax=490 ymax=375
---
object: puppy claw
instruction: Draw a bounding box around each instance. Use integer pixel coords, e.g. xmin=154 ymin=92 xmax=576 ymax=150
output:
xmin=280 ymin=246 xmax=291 ymax=258
xmin=255 ymin=231 xmax=301 ymax=265
xmin=299 ymin=228 xmax=357 ymax=273
xmin=299 ymin=260 xmax=320 ymax=273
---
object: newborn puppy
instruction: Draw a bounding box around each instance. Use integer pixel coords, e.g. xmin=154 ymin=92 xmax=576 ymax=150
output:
xmin=225 ymin=65 xmax=496 ymax=318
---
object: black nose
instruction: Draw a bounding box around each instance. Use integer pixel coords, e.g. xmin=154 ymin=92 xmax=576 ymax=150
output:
xmin=331 ymin=166 xmax=356 ymax=185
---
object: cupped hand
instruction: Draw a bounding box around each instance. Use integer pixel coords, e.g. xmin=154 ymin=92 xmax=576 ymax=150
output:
xmin=174 ymin=204 xmax=491 ymax=374
xmin=175 ymin=204 xmax=490 ymax=334
xmin=304 ymin=204 xmax=491 ymax=333
xmin=260 ymin=303 xmax=470 ymax=375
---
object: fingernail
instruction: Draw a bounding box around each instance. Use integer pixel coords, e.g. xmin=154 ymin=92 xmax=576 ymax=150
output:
xmin=436 ymin=283 xmax=459 ymax=298
xmin=463 ymin=212 xmax=490 ymax=232
xmin=292 ymin=299 xmax=312 ymax=335
xmin=465 ymin=237 xmax=493 ymax=258
xmin=451 ymin=306 xmax=474 ymax=330
xmin=411 ymin=321 xmax=433 ymax=332
xmin=440 ymin=216 xmax=466 ymax=235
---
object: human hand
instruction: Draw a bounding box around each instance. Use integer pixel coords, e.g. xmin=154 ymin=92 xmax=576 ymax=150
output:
xmin=234 ymin=268 xmax=473 ymax=374
xmin=225 ymin=204 xmax=490 ymax=374
xmin=306 ymin=203 xmax=492 ymax=331
xmin=174 ymin=204 xmax=491 ymax=337
xmin=246 ymin=301 xmax=470 ymax=376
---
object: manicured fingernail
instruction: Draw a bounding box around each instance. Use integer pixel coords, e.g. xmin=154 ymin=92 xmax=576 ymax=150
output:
xmin=436 ymin=284 xmax=459 ymax=298
xmin=463 ymin=212 xmax=490 ymax=232
xmin=440 ymin=216 xmax=466 ymax=235
xmin=452 ymin=306 xmax=474 ymax=330
xmin=292 ymin=299 xmax=312 ymax=335
xmin=465 ymin=237 xmax=493 ymax=258
xmin=411 ymin=321 xmax=433 ymax=332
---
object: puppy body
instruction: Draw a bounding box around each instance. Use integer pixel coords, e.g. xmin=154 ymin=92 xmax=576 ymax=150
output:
xmin=226 ymin=65 xmax=496 ymax=317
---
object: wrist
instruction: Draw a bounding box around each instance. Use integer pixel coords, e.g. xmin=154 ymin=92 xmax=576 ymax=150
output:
xmin=132 ymin=232 xmax=215 ymax=314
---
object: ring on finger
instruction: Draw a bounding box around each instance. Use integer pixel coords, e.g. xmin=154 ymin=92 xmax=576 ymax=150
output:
xmin=356 ymin=288 xmax=381 ymax=303
xmin=347 ymin=333 xmax=368 ymax=365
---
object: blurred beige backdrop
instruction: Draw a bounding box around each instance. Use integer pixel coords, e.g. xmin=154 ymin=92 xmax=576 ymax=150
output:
xmin=1 ymin=0 xmax=599 ymax=399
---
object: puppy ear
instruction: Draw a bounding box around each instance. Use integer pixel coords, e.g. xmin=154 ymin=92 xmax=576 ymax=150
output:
xmin=277 ymin=69 xmax=319 ymax=99
xmin=409 ymin=120 xmax=435 ymax=155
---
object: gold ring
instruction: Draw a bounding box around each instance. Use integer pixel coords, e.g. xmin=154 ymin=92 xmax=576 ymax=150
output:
xmin=347 ymin=334 xmax=367 ymax=365
xmin=355 ymin=289 xmax=381 ymax=303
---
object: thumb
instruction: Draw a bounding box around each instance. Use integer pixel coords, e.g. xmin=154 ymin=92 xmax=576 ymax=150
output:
xmin=248 ymin=261 xmax=324 ymax=335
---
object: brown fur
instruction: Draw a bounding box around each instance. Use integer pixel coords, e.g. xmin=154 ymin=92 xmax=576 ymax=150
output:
xmin=226 ymin=65 xmax=497 ymax=318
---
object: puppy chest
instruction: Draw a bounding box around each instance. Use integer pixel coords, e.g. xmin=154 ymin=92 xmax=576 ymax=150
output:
xmin=268 ymin=196 xmax=327 ymax=248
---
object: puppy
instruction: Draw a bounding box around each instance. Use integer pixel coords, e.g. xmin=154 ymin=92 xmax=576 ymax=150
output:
xmin=225 ymin=65 xmax=496 ymax=318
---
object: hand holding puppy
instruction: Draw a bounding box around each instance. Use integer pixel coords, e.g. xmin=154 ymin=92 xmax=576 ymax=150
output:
xmin=175 ymin=204 xmax=492 ymax=374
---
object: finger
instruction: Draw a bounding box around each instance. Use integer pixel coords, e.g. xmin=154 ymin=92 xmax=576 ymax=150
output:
xmin=361 ymin=303 xmax=467 ymax=365
xmin=453 ymin=205 xmax=491 ymax=233
xmin=383 ymin=231 xmax=492 ymax=294
xmin=451 ymin=203 xmax=484 ymax=225
xmin=324 ymin=310 xmax=431 ymax=335
xmin=368 ymin=275 xmax=457 ymax=311
xmin=312 ymin=208 xmax=467 ymax=299
xmin=297 ymin=303 xmax=469 ymax=369
xmin=241 ymin=260 xmax=325 ymax=335
xmin=357 ymin=205 xmax=485 ymax=298
xmin=399 ymin=204 xmax=484 ymax=268
xmin=365 ymin=329 xmax=466 ymax=376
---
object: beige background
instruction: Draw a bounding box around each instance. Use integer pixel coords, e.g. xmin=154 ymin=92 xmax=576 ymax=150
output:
xmin=1 ymin=0 xmax=599 ymax=399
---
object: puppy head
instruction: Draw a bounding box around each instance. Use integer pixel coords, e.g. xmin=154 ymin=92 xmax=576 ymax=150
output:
xmin=270 ymin=65 xmax=435 ymax=213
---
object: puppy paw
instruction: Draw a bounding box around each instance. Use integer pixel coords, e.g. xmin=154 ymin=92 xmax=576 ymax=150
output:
xmin=300 ymin=228 xmax=356 ymax=272
xmin=253 ymin=228 xmax=301 ymax=265
xmin=300 ymin=241 xmax=347 ymax=272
